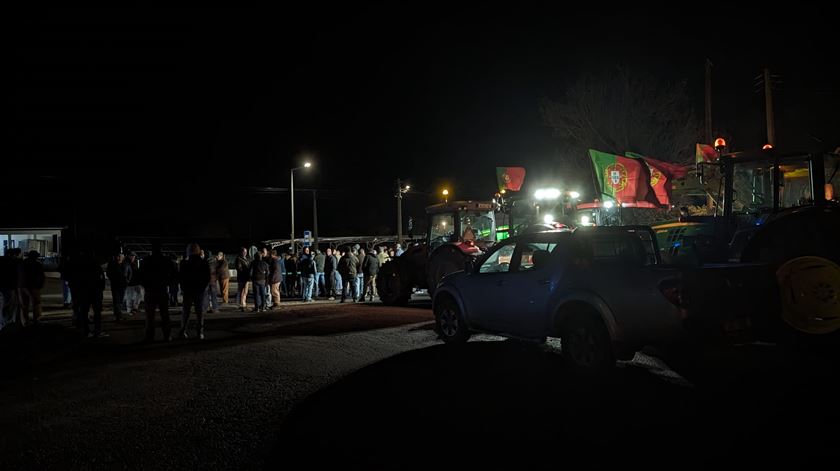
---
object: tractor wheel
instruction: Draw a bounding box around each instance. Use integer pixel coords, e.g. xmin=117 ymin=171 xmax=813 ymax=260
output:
xmin=426 ymin=244 xmax=472 ymax=298
xmin=376 ymin=259 xmax=412 ymax=306
xmin=741 ymin=207 xmax=840 ymax=350
xmin=776 ymin=256 xmax=840 ymax=336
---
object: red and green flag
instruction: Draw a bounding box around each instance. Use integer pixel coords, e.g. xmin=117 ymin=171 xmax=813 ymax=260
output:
xmin=589 ymin=150 xmax=659 ymax=207
xmin=496 ymin=167 xmax=526 ymax=192
xmin=626 ymin=152 xmax=690 ymax=207
xmin=696 ymin=143 xmax=718 ymax=164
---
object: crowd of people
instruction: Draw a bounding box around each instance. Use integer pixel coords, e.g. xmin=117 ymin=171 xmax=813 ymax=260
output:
xmin=0 ymin=241 xmax=408 ymax=341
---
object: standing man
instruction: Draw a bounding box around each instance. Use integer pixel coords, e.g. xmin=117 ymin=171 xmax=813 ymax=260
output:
xmin=124 ymin=252 xmax=142 ymax=315
xmin=0 ymin=249 xmax=19 ymax=330
xmin=215 ymin=252 xmax=231 ymax=304
xmin=260 ymin=247 xmax=273 ymax=307
xmin=361 ymin=248 xmax=380 ymax=302
xmin=337 ymin=248 xmax=359 ymax=303
xmin=69 ymin=245 xmax=108 ymax=338
xmin=314 ymin=249 xmax=326 ymax=298
xmin=378 ymin=246 xmax=390 ymax=266
xmin=204 ymin=250 xmax=221 ymax=314
xmin=299 ymin=246 xmax=317 ymax=302
xmin=284 ymin=252 xmax=298 ymax=299
xmin=268 ymin=249 xmax=283 ymax=309
xmin=323 ymin=247 xmax=338 ymax=301
xmin=179 ymin=243 xmax=210 ymax=340
xmin=59 ymin=254 xmax=73 ymax=309
xmin=355 ymin=248 xmax=366 ymax=301
xmin=21 ymin=250 xmax=45 ymax=325
xmin=250 ymin=252 xmax=269 ymax=312
xmin=235 ymin=247 xmax=251 ymax=312
xmin=106 ymin=253 xmax=129 ymax=321
xmin=140 ymin=241 xmax=176 ymax=342
xmin=168 ymin=254 xmax=180 ymax=306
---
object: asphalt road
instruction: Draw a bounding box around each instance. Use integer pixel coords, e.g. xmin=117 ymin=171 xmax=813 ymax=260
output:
xmin=2 ymin=294 xmax=839 ymax=470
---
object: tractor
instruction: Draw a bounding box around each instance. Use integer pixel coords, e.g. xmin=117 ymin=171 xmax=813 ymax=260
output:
xmin=654 ymin=148 xmax=840 ymax=346
xmin=494 ymin=189 xmax=582 ymax=237
xmin=377 ymin=200 xmax=497 ymax=305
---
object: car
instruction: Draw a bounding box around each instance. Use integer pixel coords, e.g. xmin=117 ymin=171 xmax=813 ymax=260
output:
xmin=432 ymin=226 xmax=686 ymax=370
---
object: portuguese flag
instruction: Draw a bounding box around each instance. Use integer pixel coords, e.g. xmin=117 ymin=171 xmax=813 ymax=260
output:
xmin=626 ymin=152 xmax=690 ymax=207
xmin=589 ymin=150 xmax=658 ymax=207
xmin=696 ymin=143 xmax=718 ymax=163
xmin=496 ymin=167 xmax=526 ymax=192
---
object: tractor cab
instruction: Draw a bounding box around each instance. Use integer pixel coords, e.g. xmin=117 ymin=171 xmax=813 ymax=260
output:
xmin=426 ymin=201 xmax=497 ymax=252
xmin=657 ymin=148 xmax=839 ymax=264
xmin=719 ymin=149 xmax=839 ymax=224
xmin=495 ymin=189 xmax=582 ymax=237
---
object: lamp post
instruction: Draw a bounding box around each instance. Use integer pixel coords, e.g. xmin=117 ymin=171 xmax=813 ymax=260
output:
xmin=442 ymin=189 xmax=449 ymax=203
xmin=290 ymin=161 xmax=312 ymax=252
xmin=395 ymin=178 xmax=410 ymax=245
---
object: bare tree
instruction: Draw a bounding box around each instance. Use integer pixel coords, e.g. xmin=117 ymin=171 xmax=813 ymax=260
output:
xmin=542 ymin=65 xmax=702 ymax=168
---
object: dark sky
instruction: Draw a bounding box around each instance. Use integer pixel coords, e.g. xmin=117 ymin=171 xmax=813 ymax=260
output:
xmin=9 ymin=7 xmax=839 ymax=243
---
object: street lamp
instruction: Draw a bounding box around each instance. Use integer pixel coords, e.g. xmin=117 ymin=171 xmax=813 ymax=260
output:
xmin=442 ymin=188 xmax=449 ymax=203
xmin=291 ymin=161 xmax=313 ymax=252
xmin=396 ymin=178 xmax=410 ymax=245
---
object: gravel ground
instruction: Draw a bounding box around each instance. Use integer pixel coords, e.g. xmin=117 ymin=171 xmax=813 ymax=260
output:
xmin=0 ymin=302 xmax=437 ymax=470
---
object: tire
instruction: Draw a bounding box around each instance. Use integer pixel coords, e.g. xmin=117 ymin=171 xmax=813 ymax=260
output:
xmin=434 ymin=295 xmax=470 ymax=344
xmin=376 ymin=259 xmax=411 ymax=306
xmin=776 ymin=256 xmax=840 ymax=335
xmin=426 ymin=244 xmax=472 ymax=298
xmin=560 ymin=312 xmax=615 ymax=371
xmin=740 ymin=207 xmax=840 ymax=349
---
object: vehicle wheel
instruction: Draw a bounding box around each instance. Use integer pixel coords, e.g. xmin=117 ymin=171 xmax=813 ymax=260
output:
xmin=560 ymin=313 xmax=614 ymax=371
xmin=426 ymin=244 xmax=472 ymax=299
xmin=376 ymin=259 xmax=411 ymax=306
xmin=435 ymin=296 xmax=470 ymax=344
xmin=776 ymin=256 xmax=840 ymax=337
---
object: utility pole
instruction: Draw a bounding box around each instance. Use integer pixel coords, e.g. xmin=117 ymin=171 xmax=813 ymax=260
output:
xmin=764 ymin=67 xmax=776 ymax=146
xmin=290 ymin=169 xmax=295 ymax=252
xmin=395 ymin=178 xmax=410 ymax=245
xmin=705 ymin=59 xmax=713 ymax=144
xmin=396 ymin=178 xmax=403 ymax=245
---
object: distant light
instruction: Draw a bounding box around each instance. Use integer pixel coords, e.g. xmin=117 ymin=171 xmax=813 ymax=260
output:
xmin=543 ymin=214 xmax=554 ymax=224
xmin=534 ymin=188 xmax=561 ymax=200
xmin=762 ymin=144 xmax=773 ymax=150
xmin=569 ymin=191 xmax=580 ymax=199
xmin=405 ymin=185 xmax=411 ymax=190
xmin=442 ymin=189 xmax=449 ymax=196
xmin=580 ymin=215 xmax=591 ymax=225
xmin=303 ymin=162 xmax=312 ymax=168
xmin=500 ymin=189 xmax=506 ymax=194
xmin=714 ymin=137 xmax=727 ymax=149
xmin=603 ymin=201 xmax=614 ymax=209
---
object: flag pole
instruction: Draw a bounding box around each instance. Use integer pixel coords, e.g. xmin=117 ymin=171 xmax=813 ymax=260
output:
xmin=588 ymin=152 xmax=601 ymax=203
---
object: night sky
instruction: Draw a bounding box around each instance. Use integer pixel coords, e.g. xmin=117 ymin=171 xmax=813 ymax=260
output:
xmin=9 ymin=7 xmax=839 ymax=244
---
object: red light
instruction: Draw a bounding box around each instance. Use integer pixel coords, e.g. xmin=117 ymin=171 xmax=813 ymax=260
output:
xmin=762 ymin=144 xmax=773 ymax=150
xmin=714 ymin=138 xmax=727 ymax=148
